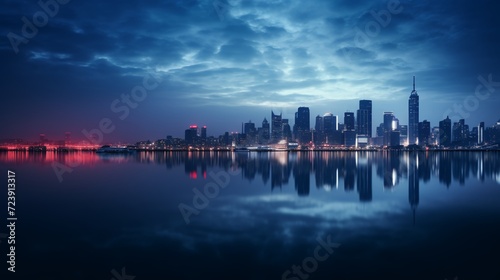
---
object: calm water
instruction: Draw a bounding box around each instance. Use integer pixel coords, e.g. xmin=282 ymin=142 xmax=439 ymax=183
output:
xmin=1 ymin=151 xmax=500 ymax=280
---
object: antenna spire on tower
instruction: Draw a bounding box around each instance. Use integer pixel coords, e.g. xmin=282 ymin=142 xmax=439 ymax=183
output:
xmin=413 ymin=76 xmax=416 ymax=91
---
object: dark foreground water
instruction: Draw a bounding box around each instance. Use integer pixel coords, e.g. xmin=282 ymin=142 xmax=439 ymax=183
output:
xmin=0 ymin=151 xmax=499 ymax=280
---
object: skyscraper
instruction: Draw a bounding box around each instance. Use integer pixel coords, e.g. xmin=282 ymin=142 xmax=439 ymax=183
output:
xmin=261 ymin=118 xmax=270 ymax=142
xmin=344 ymin=112 xmax=356 ymax=147
xmin=418 ymin=120 xmax=430 ymax=146
xmin=357 ymin=100 xmax=372 ymax=138
xmin=185 ymin=125 xmax=198 ymax=145
xmin=408 ymin=76 xmax=419 ymax=145
xmin=383 ymin=112 xmax=395 ymax=146
xmin=314 ymin=115 xmax=324 ymax=145
xmin=323 ymin=113 xmax=337 ymax=144
xmin=244 ymin=121 xmax=256 ymax=144
xmin=344 ymin=112 xmax=355 ymax=131
xmin=282 ymin=119 xmax=292 ymax=141
xmin=315 ymin=115 xmax=323 ymax=132
xmin=201 ymin=126 xmax=207 ymax=140
xmin=452 ymin=119 xmax=466 ymax=145
xmin=223 ymin=132 xmax=230 ymax=146
xmin=244 ymin=121 xmax=256 ymax=135
xmin=294 ymin=107 xmax=310 ymax=144
xmin=384 ymin=112 xmax=395 ymax=131
xmin=439 ymin=116 xmax=452 ymax=147
xmin=271 ymin=111 xmax=283 ymax=143
xmin=399 ymin=125 xmax=408 ymax=138
xmin=390 ymin=130 xmax=401 ymax=147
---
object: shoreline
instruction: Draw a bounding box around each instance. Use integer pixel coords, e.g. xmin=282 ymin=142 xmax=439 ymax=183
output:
xmin=1 ymin=147 xmax=499 ymax=152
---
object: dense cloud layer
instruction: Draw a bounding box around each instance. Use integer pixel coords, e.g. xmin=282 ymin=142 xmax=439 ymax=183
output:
xmin=1 ymin=0 xmax=499 ymax=141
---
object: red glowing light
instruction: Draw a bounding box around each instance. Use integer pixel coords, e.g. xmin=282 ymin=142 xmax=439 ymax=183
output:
xmin=189 ymin=125 xmax=198 ymax=129
xmin=189 ymin=171 xmax=197 ymax=179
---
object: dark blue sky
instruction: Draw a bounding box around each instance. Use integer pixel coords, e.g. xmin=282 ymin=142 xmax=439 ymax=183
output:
xmin=1 ymin=0 xmax=499 ymax=142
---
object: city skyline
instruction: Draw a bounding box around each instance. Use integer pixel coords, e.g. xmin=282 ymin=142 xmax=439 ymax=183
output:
xmin=2 ymin=1 xmax=500 ymax=278
xmin=3 ymin=101 xmax=498 ymax=149
xmin=2 ymin=0 xmax=500 ymax=142
xmin=2 ymin=77 xmax=500 ymax=142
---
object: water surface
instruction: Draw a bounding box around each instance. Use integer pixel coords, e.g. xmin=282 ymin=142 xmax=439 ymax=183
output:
xmin=1 ymin=151 xmax=499 ymax=280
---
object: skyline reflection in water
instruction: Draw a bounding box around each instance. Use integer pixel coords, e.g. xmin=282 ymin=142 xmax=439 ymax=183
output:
xmin=2 ymin=150 xmax=498 ymax=194
xmin=1 ymin=151 xmax=499 ymax=279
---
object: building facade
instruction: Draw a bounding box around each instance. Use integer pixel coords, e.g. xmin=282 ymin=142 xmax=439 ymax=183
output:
xmin=439 ymin=116 xmax=452 ymax=147
xmin=294 ymin=107 xmax=310 ymax=144
xmin=357 ymin=100 xmax=372 ymax=138
xmin=271 ymin=111 xmax=283 ymax=143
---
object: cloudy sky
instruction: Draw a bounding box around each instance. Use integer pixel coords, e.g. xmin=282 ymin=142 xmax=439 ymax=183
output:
xmin=1 ymin=0 xmax=499 ymax=142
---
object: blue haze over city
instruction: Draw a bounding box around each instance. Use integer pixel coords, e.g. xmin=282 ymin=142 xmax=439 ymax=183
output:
xmin=2 ymin=1 xmax=500 ymax=280
xmin=1 ymin=0 xmax=500 ymax=143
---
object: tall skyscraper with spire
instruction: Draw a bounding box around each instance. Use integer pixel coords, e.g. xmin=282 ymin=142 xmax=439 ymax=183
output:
xmin=408 ymin=76 xmax=419 ymax=145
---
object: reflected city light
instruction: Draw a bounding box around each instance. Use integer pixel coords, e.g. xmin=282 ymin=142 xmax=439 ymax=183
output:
xmin=1 ymin=150 xmax=499 ymax=192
